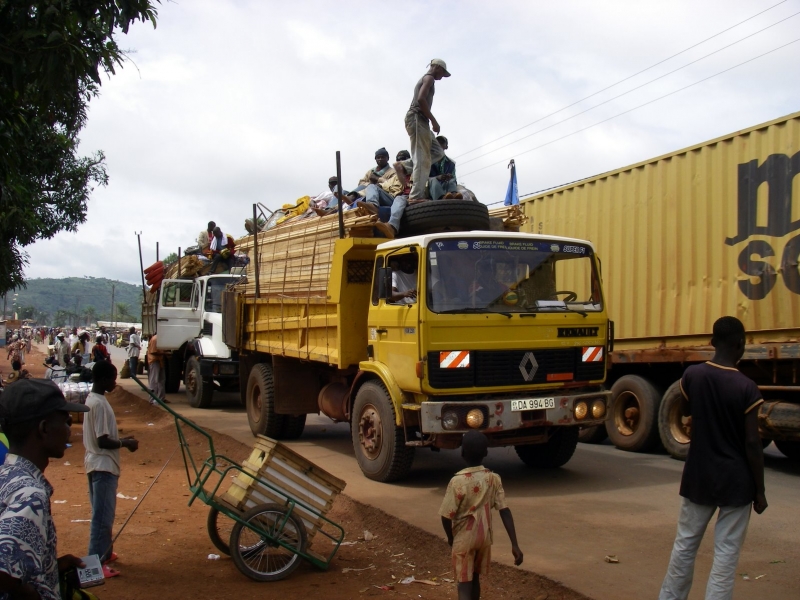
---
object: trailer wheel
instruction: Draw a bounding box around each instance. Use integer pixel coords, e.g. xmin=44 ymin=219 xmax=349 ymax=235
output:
xmin=282 ymin=415 xmax=307 ymax=440
xmin=185 ymin=356 xmax=213 ymax=408
xmin=351 ymin=381 xmax=415 ymax=482
xmin=207 ymin=507 xmax=233 ymax=555
xmin=607 ymin=375 xmax=662 ymax=452
xmin=775 ymin=440 xmax=800 ymax=461
xmin=515 ymin=427 xmax=579 ymax=468
xmin=400 ymin=199 xmax=490 ymax=236
xmin=246 ymin=363 xmax=286 ymax=438
xmin=659 ymin=381 xmax=690 ymax=460
xmin=229 ymin=503 xmax=307 ymax=582
xmin=578 ymin=425 xmax=608 ymax=444
xmin=165 ymin=353 xmax=182 ymax=394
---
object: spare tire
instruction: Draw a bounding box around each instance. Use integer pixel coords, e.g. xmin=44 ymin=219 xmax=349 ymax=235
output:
xmin=400 ymin=199 xmax=490 ymax=236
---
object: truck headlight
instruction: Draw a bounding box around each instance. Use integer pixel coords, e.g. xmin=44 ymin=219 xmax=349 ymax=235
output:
xmin=442 ymin=410 xmax=460 ymax=430
xmin=592 ymin=400 xmax=606 ymax=419
xmin=574 ymin=401 xmax=588 ymax=420
xmin=466 ymin=409 xmax=485 ymax=429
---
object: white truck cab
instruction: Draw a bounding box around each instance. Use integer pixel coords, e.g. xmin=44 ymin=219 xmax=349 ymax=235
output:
xmin=145 ymin=274 xmax=240 ymax=407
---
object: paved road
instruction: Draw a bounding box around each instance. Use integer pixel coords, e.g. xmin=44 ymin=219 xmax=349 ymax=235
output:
xmin=108 ymin=355 xmax=798 ymax=600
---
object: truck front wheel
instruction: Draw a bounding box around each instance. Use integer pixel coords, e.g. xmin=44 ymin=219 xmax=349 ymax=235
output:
xmin=351 ymin=381 xmax=415 ymax=482
xmin=246 ymin=363 xmax=286 ymax=438
xmin=515 ymin=427 xmax=579 ymax=468
xmin=659 ymin=381 xmax=691 ymax=460
xmin=607 ymin=375 xmax=662 ymax=452
xmin=185 ymin=357 xmax=214 ymax=408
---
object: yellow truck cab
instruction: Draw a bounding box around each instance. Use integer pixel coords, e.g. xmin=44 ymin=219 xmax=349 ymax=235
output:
xmin=229 ymin=215 xmax=611 ymax=482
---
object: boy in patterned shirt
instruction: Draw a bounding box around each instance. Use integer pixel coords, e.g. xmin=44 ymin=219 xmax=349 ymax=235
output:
xmin=440 ymin=430 xmax=523 ymax=600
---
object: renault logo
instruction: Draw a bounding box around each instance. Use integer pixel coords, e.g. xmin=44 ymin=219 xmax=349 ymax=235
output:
xmin=519 ymin=352 xmax=539 ymax=382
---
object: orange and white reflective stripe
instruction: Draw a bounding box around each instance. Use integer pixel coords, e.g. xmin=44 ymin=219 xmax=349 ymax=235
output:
xmin=439 ymin=351 xmax=470 ymax=369
xmin=582 ymin=346 xmax=604 ymax=362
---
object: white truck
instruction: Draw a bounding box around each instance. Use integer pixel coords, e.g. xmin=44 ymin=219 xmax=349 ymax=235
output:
xmin=141 ymin=274 xmax=241 ymax=407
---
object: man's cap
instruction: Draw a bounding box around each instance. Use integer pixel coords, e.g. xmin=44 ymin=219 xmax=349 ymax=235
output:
xmin=328 ymin=176 xmax=338 ymax=183
xmin=430 ymin=59 xmax=451 ymax=77
xmin=375 ymin=147 xmax=389 ymax=158
xmin=0 ymin=379 xmax=89 ymax=426
xmin=436 ymin=135 xmax=448 ymax=146
xmin=56 ymin=332 xmax=65 ymax=338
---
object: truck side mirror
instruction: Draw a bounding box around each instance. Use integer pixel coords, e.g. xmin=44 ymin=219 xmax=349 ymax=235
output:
xmin=378 ymin=267 xmax=392 ymax=300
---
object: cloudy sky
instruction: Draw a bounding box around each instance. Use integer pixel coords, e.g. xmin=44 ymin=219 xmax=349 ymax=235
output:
xmin=24 ymin=0 xmax=800 ymax=285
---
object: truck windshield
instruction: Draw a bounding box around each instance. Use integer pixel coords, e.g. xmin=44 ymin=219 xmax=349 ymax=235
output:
xmin=426 ymin=238 xmax=602 ymax=314
xmin=204 ymin=277 xmax=238 ymax=313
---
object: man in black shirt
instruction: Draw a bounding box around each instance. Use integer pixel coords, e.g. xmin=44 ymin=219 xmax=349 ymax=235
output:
xmin=659 ymin=316 xmax=767 ymax=600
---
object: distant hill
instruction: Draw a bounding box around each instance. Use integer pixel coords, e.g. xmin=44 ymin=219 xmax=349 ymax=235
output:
xmin=7 ymin=277 xmax=143 ymax=327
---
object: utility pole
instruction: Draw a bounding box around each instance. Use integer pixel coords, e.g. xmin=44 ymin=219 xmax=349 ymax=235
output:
xmin=111 ymin=284 xmax=116 ymax=327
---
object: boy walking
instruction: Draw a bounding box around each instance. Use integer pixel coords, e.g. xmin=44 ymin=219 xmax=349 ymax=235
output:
xmin=659 ymin=316 xmax=767 ymax=600
xmin=440 ymin=431 xmax=523 ymax=600
xmin=84 ymin=361 xmax=139 ymax=578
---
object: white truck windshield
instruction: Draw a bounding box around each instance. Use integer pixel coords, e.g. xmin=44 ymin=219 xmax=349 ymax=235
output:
xmin=426 ymin=238 xmax=602 ymax=314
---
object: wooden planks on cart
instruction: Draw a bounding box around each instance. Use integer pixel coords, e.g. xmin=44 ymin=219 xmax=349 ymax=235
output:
xmin=221 ymin=435 xmax=346 ymax=550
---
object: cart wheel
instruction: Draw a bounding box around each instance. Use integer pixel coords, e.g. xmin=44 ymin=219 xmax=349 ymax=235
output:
xmin=207 ymin=508 xmax=234 ymax=555
xmin=229 ymin=503 xmax=307 ymax=582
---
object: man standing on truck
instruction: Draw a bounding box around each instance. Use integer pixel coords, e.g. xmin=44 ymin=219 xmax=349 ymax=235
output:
xmin=659 ymin=316 xmax=767 ymax=600
xmin=405 ymin=59 xmax=450 ymax=202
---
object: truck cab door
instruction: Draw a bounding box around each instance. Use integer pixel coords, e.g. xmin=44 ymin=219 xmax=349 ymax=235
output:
xmin=369 ymin=252 xmax=421 ymax=393
xmin=157 ymin=279 xmax=202 ymax=350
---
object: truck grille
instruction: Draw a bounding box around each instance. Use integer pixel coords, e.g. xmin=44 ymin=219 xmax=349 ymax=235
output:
xmin=427 ymin=349 xmax=605 ymax=389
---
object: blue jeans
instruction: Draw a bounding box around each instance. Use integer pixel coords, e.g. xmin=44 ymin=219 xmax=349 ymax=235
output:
xmin=659 ymin=497 xmax=751 ymax=600
xmin=88 ymin=470 xmax=118 ymax=562
xmin=128 ymin=356 xmax=139 ymax=376
xmin=388 ymin=195 xmax=409 ymax=232
xmin=364 ymin=183 xmax=395 ymax=207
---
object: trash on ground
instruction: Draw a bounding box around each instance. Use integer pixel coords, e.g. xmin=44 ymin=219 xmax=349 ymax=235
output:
xmin=337 ymin=540 xmax=358 ymax=546
xmin=755 ymin=574 xmax=766 ymax=580
xmin=406 ymin=562 xmax=416 ymax=568
xmin=604 ymin=555 xmax=619 ymax=564
xmin=374 ymin=584 xmax=394 ymax=591
xmin=207 ymin=554 xmax=220 ymax=560
xmin=391 ymin=553 xmax=404 ymax=557
xmin=70 ymin=519 xmax=91 ymax=523
xmin=116 ymin=493 xmax=138 ymax=500
xmin=740 ymin=573 xmax=750 ymax=581
xmin=147 ymin=423 xmax=154 ymax=426
xmin=442 ymin=578 xmax=454 ymax=583
xmin=769 ymin=559 xmax=785 ymax=564
xmin=400 ymin=576 xmax=415 ymax=585
xmin=363 ymin=530 xmax=375 ymax=541
xmin=414 ymin=579 xmax=440 ymax=586
xmin=63 ymin=461 xmax=70 ymax=466
xmin=341 ymin=564 xmax=376 ymax=573
xmin=54 ymin=500 xmax=67 ymax=504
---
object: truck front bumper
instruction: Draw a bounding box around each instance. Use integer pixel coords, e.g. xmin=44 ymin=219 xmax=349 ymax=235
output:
xmin=198 ymin=358 xmax=238 ymax=380
xmin=418 ymin=390 xmax=611 ymax=434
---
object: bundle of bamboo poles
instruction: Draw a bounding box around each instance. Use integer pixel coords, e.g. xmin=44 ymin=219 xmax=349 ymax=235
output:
xmin=234 ymin=208 xmax=379 ymax=298
xmin=143 ymin=255 xmax=208 ymax=304
xmin=488 ymin=204 xmax=528 ymax=231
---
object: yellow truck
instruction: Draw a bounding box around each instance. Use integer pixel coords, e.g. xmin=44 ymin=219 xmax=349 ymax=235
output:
xmin=223 ymin=206 xmax=612 ymax=481
xmin=519 ymin=110 xmax=800 ymax=461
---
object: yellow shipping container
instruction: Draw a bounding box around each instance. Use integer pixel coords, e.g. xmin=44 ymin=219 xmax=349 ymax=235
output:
xmin=521 ymin=110 xmax=800 ymax=349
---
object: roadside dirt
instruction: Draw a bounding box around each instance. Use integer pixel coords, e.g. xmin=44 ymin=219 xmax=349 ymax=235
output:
xmin=3 ymin=347 xmax=590 ymax=600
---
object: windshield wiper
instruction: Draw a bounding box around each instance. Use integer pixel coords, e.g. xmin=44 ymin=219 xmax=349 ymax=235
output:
xmin=438 ymin=308 xmax=513 ymax=318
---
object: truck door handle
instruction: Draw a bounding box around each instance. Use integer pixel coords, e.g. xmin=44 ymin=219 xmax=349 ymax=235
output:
xmin=375 ymin=329 xmax=388 ymax=334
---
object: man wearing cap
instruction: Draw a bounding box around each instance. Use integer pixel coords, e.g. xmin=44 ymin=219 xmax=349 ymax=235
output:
xmin=54 ymin=332 xmax=69 ymax=367
xmin=0 ymin=379 xmax=88 ymax=599
xmin=84 ymin=361 xmax=139 ymax=577
xmin=405 ymin=59 xmax=450 ymax=202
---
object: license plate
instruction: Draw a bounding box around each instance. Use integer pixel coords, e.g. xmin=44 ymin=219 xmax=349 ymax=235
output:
xmin=511 ymin=398 xmax=555 ymax=411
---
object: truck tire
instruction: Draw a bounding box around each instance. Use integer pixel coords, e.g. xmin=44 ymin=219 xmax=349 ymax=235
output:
xmin=246 ymin=363 xmax=286 ymax=438
xmin=185 ymin=356 xmax=213 ymax=409
xmin=578 ymin=425 xmax=608 ymax=444
xmin=515 ymin=427 xmax=580 ymax=468
xmin=400 ymin=199 xmax=490 ymax=236
xmin=165 ymin=353 xmax=182 ymax=394
xmin=351 ymin=381 xmax=415 ymax=482
xmin=282 ymin=415 xmax=307 ymax=440
xmin=607 ymin=375 xmax=662 ymax=452
xmin=775 ymin=440 xmax=800 ymax=461
xmin=659 ymin=381 xmax=691 ymax=460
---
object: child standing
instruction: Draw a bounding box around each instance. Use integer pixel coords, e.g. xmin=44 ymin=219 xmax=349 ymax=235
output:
xmin=440 ymin=430 xmax=523 ymax=600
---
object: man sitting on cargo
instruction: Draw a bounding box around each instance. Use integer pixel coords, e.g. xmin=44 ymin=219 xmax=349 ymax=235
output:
xmin=312 ymin=176 xmax=357 ymax=216
xmin=198 ymin=221 xmax=215 ymax=256
xmin=428 ymin=136 xmax=459 ymax=200
xmin=347 ymin=148 xmax=402 ymax=210
xmin=389 ymin=255 xmax=418 ymax=304
xmin=209 ymin=226 xmax=233 ymax=273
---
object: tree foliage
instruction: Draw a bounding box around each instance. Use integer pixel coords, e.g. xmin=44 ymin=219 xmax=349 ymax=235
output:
xmin=0 ymin=1 xmax=160 ymax=294
xmin=163 ymin=252 xmax=178 ymax=265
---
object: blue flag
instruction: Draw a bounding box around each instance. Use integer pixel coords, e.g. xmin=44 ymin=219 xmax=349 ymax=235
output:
xmin=504 ymin=159 xmax=518 ymax=206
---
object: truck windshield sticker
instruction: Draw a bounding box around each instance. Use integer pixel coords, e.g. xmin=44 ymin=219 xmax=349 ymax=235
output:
xmin=426 ymin=238 xmax=601 ymax=315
